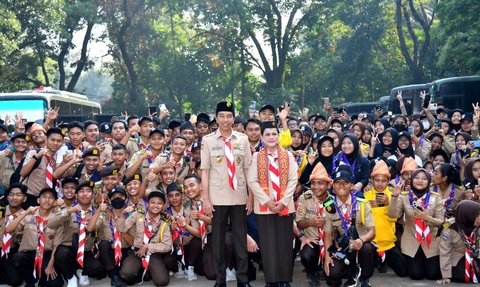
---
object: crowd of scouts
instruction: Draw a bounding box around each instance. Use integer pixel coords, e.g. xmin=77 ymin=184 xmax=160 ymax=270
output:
xmin=1 ymin=95 xmax=480 ymax=287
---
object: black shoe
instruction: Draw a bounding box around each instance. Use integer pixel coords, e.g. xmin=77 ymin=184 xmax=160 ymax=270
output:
xmin=317 ymin=268 xmax=327 ymax=281
xmin=360 ymin=278 xmax=372 ymax=287
xmin=307 ymin=271 xmax=320 ymax=287
xmin=214 ymin=284 xmax=227 ymax=287
xmin=377 ymin=261 xmax=387 ymax=273
xmin=278 ymin=282 xmax=292 ymax=287
xmin=343 ymin=265 xmax=361 ymax=287
xmin=111 ymin=275 xmax=126 ymax=287
xmin=237 ymin=283 xmax=253 ymax=287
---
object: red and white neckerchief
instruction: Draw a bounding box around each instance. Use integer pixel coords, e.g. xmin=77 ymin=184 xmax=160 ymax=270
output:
xmin=377 ymin=251 xmax=386 ymax=263
xmin=1 ymin=214 xmax=15 ymax=258
xmin=111 ymin=217 xmax=122 ymax=266
xmin=34 ymin=216 xmax=48 ymax=278
xmin=268 ymin=153 xmax=280 ymax=200
xmin=317 ymin=201 xmax=325 ymax=264
xmin=139 ymin=141 xmax=147 ymax=150
xmin=77 ymin=210 xmax=88 ymax=268
xmin=410 ymin=192 xmax=432 ymax=247
xmin=45 ymin=155 xmax=54 ymax=188
xmin=340 ymin=203 xmax=350 ymax=220
xmin=464 ymin=231 xmax=478 ymax=283
xmin=197 ymin=202 xmax=207 ymax=249
xmin=220 ymin=135 xmax=237 ymax=190
xmin=142 ymin=216 xmax=154 ymax=270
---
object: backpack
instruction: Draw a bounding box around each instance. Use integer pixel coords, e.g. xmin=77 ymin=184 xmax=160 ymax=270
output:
xmin=10 ymin=153 xmax=42 ymax=185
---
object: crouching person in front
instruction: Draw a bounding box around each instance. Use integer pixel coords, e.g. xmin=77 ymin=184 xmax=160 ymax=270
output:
xmin=323 ymin=167 xmax=376 ymax=287
xmin=120 ymin=191 xmax=173 ymax=286
xmin=8 ymin=188 xmax=63 ymax=287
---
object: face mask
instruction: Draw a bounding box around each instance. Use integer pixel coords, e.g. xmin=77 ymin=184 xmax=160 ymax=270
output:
xmin=393 ymin=124 xmax=406 ymax=132
xmin=111 ymin=197 xmax=125 ymax=209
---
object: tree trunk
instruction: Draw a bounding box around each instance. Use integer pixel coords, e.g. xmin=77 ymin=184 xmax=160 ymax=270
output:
xmin=66 ymin=21 xmax=94 ymax=91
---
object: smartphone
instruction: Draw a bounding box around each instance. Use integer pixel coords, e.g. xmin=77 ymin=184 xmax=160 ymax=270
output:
xmin=408 ymin=126 xmax=415 ymax=134
xmin=148 ymin=106 xmax=156 ymax=115
xmin=159 ymin=103 xmax=167 ymax=111
xmin=96 ymin=136 xmax=104 ymax=143
xmin=423 ymin=93 xmax=431 ymax=109
xmin=184 ymin=113 xmax=191 ymax=122
xmin=375 ymin=105 xmax=382 ymax=112
xmin=249 ymin=100 xmax=256 ymax=113
xmin=473 ymin=140 xmax=480 ymax=149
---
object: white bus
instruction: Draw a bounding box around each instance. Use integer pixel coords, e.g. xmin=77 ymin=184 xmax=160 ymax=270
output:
xmin=0 ymin=89 xmax=101 ymax=122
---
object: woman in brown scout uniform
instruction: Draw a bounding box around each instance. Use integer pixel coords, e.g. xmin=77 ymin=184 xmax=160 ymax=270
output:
xmin=431 ymin=163 xmax=464 ymax=217
xmin=247 ymin=121 xmax=298 ymax=287
xmin=388 ymin=168 xmax=443 ymax=280
xmin=119 ymin=191 xmax=173 ymax=286
xmin=438 ymin=200 xmax=480 ymax=284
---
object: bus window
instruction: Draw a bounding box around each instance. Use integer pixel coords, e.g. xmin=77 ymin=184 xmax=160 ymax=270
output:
xmin=71 ymin=103 xmax=83 ymax=116
xmin=51 ymin=100 xmax=71 ymax=114
xmin=0 ymin=99 xmax=47 ymax=122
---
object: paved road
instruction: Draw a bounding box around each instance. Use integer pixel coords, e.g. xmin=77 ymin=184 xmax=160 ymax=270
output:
xmin=0 ymin=259 xmax=465 ymax=287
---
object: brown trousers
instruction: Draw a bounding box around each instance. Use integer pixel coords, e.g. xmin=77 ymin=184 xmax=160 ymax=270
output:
xmin=119 ymin=252 xmax=169 ymax=286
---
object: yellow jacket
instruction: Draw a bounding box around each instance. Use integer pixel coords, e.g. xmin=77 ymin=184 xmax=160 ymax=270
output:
xmin=279 ymin=129 xmax=292 ymax=148
xmin=364 ymin=186 xmax=397 ymax=252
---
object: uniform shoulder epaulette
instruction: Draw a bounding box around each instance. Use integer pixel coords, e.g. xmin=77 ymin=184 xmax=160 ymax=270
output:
xmin=401 ymin=191 xmax=409 ymax=195
xmin=356 ymin=197 xmax=365 ymax=202
xmin=128 ymin=137 xmax=136 ymax=142
xmin=302 ymin=190 xmax=313 ymax=200
xmin=431 ymin=191 xmax=440 ymax=196
xmin=323 ymin=197 xmax=336 ymax=214
xmin=0 ymin=206 xmax=5 ymax=219
xmin=136 ymin=208 xmax=146 ymax=215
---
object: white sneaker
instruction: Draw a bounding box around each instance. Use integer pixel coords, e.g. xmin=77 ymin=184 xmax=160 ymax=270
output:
xmin=67 ymin=275 xmax=78 ymax=287
xmin=226 ymin=268 xmax=236 ymax=281
xmin=77 ymin=269 xmax=90 ymax=286
xmin=186 ymin=266 xmax=197 ymax=281
xmin=174 ymin=262 xmax=185 ymax=279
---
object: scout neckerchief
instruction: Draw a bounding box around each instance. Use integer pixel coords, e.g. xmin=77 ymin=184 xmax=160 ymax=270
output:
xmin=257 ymin=145 xmax=290 ymax=216
xmin=76 ymin=207 xmax=94 ymax=267
xmin=317 ymin=199 xmax=325 ymax=263
xmin=408 ymin=190 xmax=432 ymax=247
xmin=166 ymin=206 xmax=189 ymax=264
xmin=145 ymin=146 xmax=156 ymax=165
xmin=433 ymin=184 xmax=456 ymax=209
xmin=1 ymin=213 xmax=16 ymax=258
xmin=219 ymin=133 xmax=237 ymax=190
xmin=45 ymin=155 xmax=55 ymax=188
xmin=34 ymin=215 xmax=48 ymax=278
xmin=338 ymin=152 xmax=356 ymax=178
xmin=195 ymin=201 xmax=207 ymax=249
xmin=462 ymin=230 xmax=478 ymax=283
xmin=333 ymin=194 xmax=357 ymax=237
xmin=141 ymin=214 xmax=166 ymax=270
xmin=109 ymin=214 xmax=122 ymax=265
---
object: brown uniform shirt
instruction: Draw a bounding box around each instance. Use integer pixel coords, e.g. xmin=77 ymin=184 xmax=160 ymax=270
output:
xmin=21 ymin=150 xmax=52 ymax=197
xmin=324 ymin=195 xmax=375 ymax=239
xmin=152 ymin=153 xmax=190 ymax=184
xmin=124 ymin=212 xmax=173 ymax=254
xmin=0 ymin=152 xmax=22 ymax=190
xmin=439 ymin=227 xmax=466 ymax=279
xmin=96 ymin=210 xmax=133 ymax=248
xmin=16 ymin=210 xmax=60 ymax=252
xmin=0 ymin=207 xmax=24 ymax=249
xmin=433 ymin=184 xmax=464 ymax=216
xmin=200 ymin=130 xmax=252 ymax=206
xmin=166 ymin=206 xmax=199 ymax=245
xmin=296 ymin=191 xmax=331 ymax=240
xmin=388 ymin=191 xmax=443 ymax=258
xmin=47 ymin=206 xmax=97 ymax=251
xmin=184 ymin=199 xmax=212 ymax=234
xmin=247 ymin=150 xmax=297 ymax=215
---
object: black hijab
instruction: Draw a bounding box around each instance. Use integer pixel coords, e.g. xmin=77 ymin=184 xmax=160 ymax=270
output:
xmin=397 ymin=131 xmax=415 ymax=158
xmin=454 ymin=200 xmax=480 ymax=235
xmin=410 ymin=168 xmax=431 ymax=198
xmin=340 ymin=133 xmax=360 ymax=164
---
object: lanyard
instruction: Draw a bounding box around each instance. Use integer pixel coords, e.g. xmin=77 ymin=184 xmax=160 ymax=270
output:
xmin=333 ymin=194 xmax=357 ymax=237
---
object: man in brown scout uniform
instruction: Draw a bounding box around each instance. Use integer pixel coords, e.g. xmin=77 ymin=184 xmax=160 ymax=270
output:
xmin=0 ymin=133 xmax=28 ymax=191
xmin=54 ymin=147 xmax=102 ymax=184
xmin=8 ymin=188 xmax=63 ymax=287
xmin=324 ymin=167 xmax=376 ymax=287
xmin=201 ymin=101 xmax=252 ymax=287
xmin=296 ymin=162 xmax=336 ymax=287
xmin=48 ymin=181 xmax=107 ymax=286
xmin=20 ymin=127 xmax=66 ymax=208
xmin=0 ymin=183 xmax=27 ymax=286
